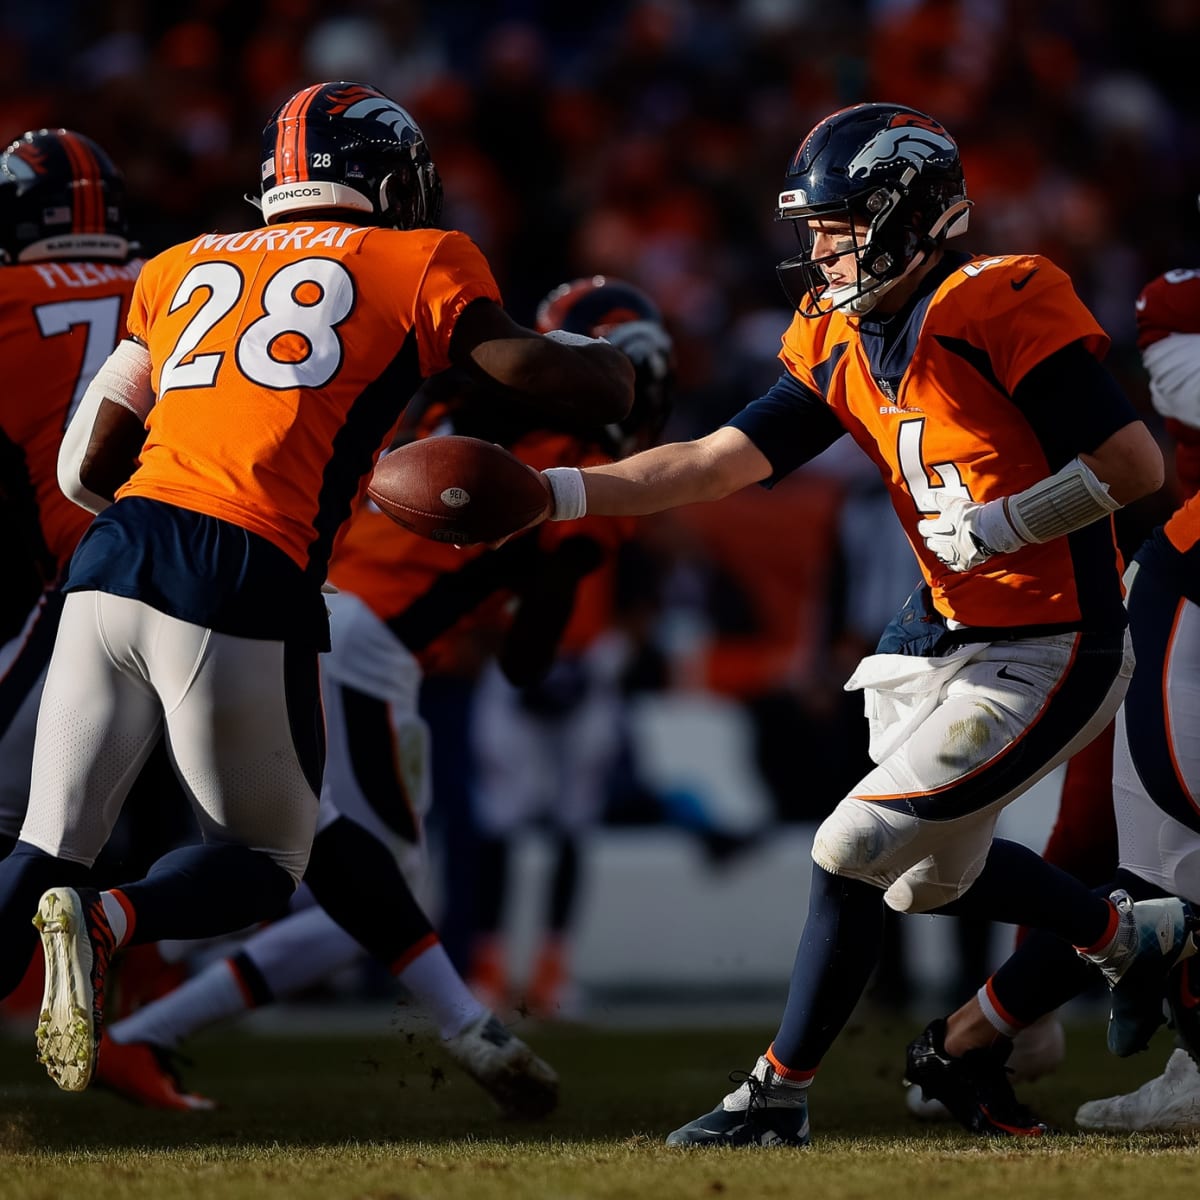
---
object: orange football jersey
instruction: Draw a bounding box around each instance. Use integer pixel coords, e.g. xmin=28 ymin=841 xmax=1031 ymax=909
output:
xmin=0 ymin=258 xmax=141 ymax=576
xmin=777 ymin=252 xmax=1113 ymax=629
xmin=119 ymin=222 xmax=500 ymax=574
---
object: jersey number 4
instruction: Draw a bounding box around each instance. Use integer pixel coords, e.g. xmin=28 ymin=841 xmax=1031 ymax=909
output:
xmin=897 ymin=418 xmax=972 ymax=512
xmin=158 ymin=258 xmax=355 ymax=396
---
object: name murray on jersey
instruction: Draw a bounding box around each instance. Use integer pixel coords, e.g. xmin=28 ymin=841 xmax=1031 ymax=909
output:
xmin=190 ymin=225 xmax=370 ymax=255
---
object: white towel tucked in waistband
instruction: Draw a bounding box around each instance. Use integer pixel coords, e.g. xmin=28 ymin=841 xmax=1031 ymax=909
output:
xmin=844 ymin=644 xmax=987 ymax=764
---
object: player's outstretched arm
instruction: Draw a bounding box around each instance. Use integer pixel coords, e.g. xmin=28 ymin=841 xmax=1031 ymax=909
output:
xmin=448 ymin=297 xmax=635 ymax=425
xmin=545 ymin=426 xmax=773 ymax=521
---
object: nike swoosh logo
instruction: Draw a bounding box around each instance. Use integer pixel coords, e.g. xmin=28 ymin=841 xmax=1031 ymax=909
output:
xmin=1010 ymin=268 xmax=1039 ymax=291
xmin=997 ymin=664 xmax=1034 ymax=685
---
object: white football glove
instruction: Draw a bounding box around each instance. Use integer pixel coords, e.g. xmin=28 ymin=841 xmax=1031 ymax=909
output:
xmin=917 ymin=489 xmax=1026 ymax=572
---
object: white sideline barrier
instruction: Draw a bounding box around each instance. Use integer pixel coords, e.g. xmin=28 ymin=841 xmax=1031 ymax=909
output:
xmin=496 ymin=766 xmax=1065 ymax=999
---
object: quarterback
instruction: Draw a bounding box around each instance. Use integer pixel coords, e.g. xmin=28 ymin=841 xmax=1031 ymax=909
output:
xmin=526 ymin=102 xmax=1195 ymax=1145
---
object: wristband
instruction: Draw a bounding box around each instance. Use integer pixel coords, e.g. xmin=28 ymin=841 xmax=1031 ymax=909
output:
xmin=543 ymin=466 xmax=587 ymax=521
xmin=542 ymin=329 xmax=610 ymax=347
xmin=1005 ymin=457 xmax=1120 ymax=544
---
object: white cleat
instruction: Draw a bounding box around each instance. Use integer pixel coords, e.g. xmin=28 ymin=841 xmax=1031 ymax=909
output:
xmin=32 ymin=886 xmax=114 ymax=1092
xmin=443 ymin=1012 xmax=559 ymax=1119
xmin=1076 ymin=1048 xmax=1200 ymax=1131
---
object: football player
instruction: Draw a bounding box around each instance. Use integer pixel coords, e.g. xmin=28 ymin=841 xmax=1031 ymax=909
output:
xmin=513 ymin=102 xmax=1191 ymax=1146
xmin=0 ymin=129 xmax=141 ymax=861
xmin=91 ymin=280 xmax=669 ymax=1110
xmin=0 ymin=80 xmax=633 ymax=1095
xmin=906 ymin=263 xmax=1200 ymax=1135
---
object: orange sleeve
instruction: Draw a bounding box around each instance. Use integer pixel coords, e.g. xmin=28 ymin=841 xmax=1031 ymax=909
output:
xmin=412 ymin=231 xmax=502 ymax=378
xmin=124 ymin=257 xmax=155 ymax=345
xmin=969 ymin=256 xmax=1109 ymax=392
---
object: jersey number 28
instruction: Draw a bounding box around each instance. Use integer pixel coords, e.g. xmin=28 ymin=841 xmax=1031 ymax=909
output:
xmin=158 ymin=259 xmax=355 ymax=396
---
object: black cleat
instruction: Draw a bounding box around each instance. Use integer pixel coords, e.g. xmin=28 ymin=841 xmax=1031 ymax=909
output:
xmin=904 ymin=1018 xmax=1053 ymax=1137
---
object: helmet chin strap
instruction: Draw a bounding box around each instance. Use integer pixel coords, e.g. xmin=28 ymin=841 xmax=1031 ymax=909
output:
xmin=839 ymin=247 xmax=929 ymax=315
xmin=839 ymin=195 xmax=973 ymax=316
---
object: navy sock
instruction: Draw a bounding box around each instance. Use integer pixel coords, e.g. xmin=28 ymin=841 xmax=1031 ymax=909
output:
xmin=304 ymin=816 xmax=434 ymax=966
xmin=0 ymin=841 xmax=89 ymax=996
xmin=934 ymin=838 xmax=1112 ymax=946
xmin=987 ymin=869 xmax=1171 ymax=1025
xmin=120 ymin=844 xmax=294 ymax=945
xmin=770 ymin=864 xmax=885 ymax=1071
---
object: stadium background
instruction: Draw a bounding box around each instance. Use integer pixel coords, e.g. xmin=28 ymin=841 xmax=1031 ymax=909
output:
xmin=3 ymin=0 xmax=1199 ymax=1021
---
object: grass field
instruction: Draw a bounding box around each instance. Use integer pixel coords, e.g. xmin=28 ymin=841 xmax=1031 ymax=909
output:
xmin=0 ymin=1009 xmax=1197 ymax=1200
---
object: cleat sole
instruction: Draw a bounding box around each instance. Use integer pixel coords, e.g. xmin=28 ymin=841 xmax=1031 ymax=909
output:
xmin=33 ymin=888 xmax=98 ymax=1093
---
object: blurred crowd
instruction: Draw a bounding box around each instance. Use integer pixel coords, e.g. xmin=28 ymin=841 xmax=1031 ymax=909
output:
xmin=5 ymin=0 xmax=1200 ymax=1007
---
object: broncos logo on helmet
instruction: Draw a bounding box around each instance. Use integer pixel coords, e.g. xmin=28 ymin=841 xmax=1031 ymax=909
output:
xmin=845 ymin=125 xmax=958 ymax=182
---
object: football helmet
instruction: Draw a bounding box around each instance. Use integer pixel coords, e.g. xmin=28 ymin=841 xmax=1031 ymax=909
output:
xmin=256 ymin=81 xmax=443 ymax=228
xmin=0 ymin=129 xmax=130 ymax=264
xmin=536 ymin=275 xmax=674 ymax=449
xmin=776 ymin=103 xmax=971 ymax=317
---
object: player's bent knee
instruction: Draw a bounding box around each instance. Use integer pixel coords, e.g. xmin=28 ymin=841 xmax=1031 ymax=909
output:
xmin=811 ymin=801 xmax=897 ymax=885
xmin=884 ymin=873 xmax=967 ymax=914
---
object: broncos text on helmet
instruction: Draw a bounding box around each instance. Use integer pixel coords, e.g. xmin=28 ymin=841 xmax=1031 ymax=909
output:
xmin=0 ymin=129 xmax=131 ymax=264
xmin=256 ymin=81 xmax=443 ymax=229
xmin=775 ymin=103 xmax=972 ymax=318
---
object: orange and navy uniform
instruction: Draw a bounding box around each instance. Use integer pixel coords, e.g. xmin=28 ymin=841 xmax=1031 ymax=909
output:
xmin=0 ymin=258 xmax=141 ymax=580
xmin=65 ymin=222 xmax=500 ymax=647
xmin=329 ymin=426 xmax=633 ymax=670
xmin=730 ymin=250 xmax=1135 ymax=637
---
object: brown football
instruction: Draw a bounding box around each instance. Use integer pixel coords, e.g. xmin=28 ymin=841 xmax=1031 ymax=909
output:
xmin=366 ymin=435 xmax=551 ymax=545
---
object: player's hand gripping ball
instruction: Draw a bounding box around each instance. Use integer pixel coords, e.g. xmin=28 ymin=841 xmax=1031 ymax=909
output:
xmin=367 ymin=435 xmax=551 ymax=546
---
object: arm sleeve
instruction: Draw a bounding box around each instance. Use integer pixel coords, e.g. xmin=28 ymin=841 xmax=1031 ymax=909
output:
xmin=725 ymin=370 xmax=846 ymax=488
xmin=1009 ymin=339 xmax=1141 ymax=463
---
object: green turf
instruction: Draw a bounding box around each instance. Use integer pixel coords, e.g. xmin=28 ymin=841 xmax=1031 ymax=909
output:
xmin=0 ymin=1011 xmax=1197 ymax=1199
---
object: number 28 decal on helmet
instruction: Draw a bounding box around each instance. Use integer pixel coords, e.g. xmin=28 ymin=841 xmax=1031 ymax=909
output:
xmin=253 ymin=81 xmax=443 ymax=230
xmin=775 ymin=103 xmax=972 ymax=318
